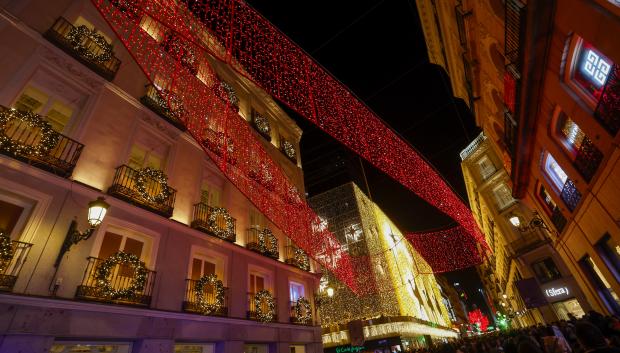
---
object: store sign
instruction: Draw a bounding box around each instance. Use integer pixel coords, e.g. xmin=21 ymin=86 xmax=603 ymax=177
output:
xmin=545 ymin=287 xmax=570 ymax=298
xmin=335 ymin=346 xmax=365 ymax=353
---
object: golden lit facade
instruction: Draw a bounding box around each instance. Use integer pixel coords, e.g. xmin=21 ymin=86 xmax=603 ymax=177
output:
xmin=420 ymin=0 xmax=619 ymax=321
xmin=309 ymin=183 xmax=456 ymax=350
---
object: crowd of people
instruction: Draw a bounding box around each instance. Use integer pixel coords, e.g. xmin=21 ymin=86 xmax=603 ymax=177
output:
xmin=419 ymin=311 xmax=620 ymax=353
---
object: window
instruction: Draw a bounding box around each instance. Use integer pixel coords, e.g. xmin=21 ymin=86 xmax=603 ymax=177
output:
xmin=94 ymin=228 xmax=155 ymax=269
xmin=596 ymin=234 xmax=620 ymax=282
xmin=289 ymin=281 xmax=305 ymax=301
xmin=249 ymin=273 xmax=265 ymax=294
xmin=580 ymin=255 xmax=620 ymax=314
xmin=477 ymin=156 xmax=496 ymax=180
xmin=127 ymin=143 xmax=165 ymax=170
xmin=13 ymin=85 xmax=75 ymax=133
xmin=0 ymin=199 xmax=26 ymax=239
xmin=538 ymin=185 xmax=558 ymax=213
xmin=543 ymin=153 xmax=568 ymax=190
xmin=532 ymin=258 xmax=562 ymax=283
xmin=556 ymin=111 xmax=585 ymax=154
xmin=249 ymin=208 xmax=265 ymax=229
xmin=492 ymin=184 xmax=514 ymax=210
xmin=569 ymin=38 xmax=614 ymax=102
xmin=190 ymin=257 xmax=216 ymax=280
xmin=125 ymin=127 xmax=171 ymax=171
xmin=139 ymin=15 xmax=165 ymax=42
xmin=73 ymin=16 xmax=113 ymax=43
xmin=200 ymin=182 xmax=221 ymax=207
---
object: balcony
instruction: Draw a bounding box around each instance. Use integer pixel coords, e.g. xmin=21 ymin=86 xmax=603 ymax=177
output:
xmin=550 ymin=206 xmax=567 ymax=234
xmin=0 ymin=106 xmax=84 ymax=178
xmin=284 ymin=245 xmax=310 ymax=271
xmin=280 ymin=138 xmax=297 ymax=163
xmin=247 ymin=292 xmax=278 ymax=322
xmin=574 ymin=137 xmax=603 ymax=182
xmin=503 ymin=110 xmax=518 ymax=159
xmin=246 ymin=227 xmax=279 ymax=259
xmin=594 ymin=64 xmax=620 ymax=136
xmin=44 ymin=17 xmax=121 ymax=81
xmin=107 ymin=165 xmax=176 ymax=218
xmin=183 ymin=279 xmax=229 ymax=317
xmin=75 ymin=256 xmax=156 ymax=306
xmin=460 ymin=132 xmax=486 ymax=161
xmin=504 ymin=0 xmax=526 ymax=73
xmin=289 ymin=300 xmax=314 ymax=325
xmin=202 ymin=128 xmax=236 ymax=165
xmin=191 ymin=203 xmax=236 ymax=243
xmin=560 ymin=179 xmax=582 ymax=212
xmin=509 ymin=232 xmax=549 ymax=257
xmin=251 ymin=110 xmax=272 ymax=141
xmin=140 ymin=85 xmax=187 ymax=131
xmin=0 ymin=240 xmax=33 ymax=292
xmin=161 ymin=32 xmax=198 ymax=75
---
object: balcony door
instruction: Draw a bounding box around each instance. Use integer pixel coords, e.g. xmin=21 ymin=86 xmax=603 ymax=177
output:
xmin=98 ymin=232 xmax=146 ymax=278
xmin=191 ymin=257 xmax=216 ymax=296
xmin=249 ymin=273 xmax=265 ymax=294
xmin=12 ymin=84 xmax=76 ymax=134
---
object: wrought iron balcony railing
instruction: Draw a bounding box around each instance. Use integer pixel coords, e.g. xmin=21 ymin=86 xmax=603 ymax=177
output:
xmin=140 ymin=84 xmax=187 ymax=131
xmin=247 ymin=292 xmax=278 ymax=322
xmin=284 ymin=245 xmax=310 ymax=271
xmin=191 ymin=203 xmax=236 ymax=243
xmin=280 ymin=138 xmax=297 ymax=163
xmin=246 ymin=227 xmax=279 ymax=259
xmin=161 ymin=32 xmax=199 ymax=75
xmin=550 ymin=206 xmax=567 ymax=234
xmin=75 ymin=256 xmax=156 ymax=306
xmin=107 ymin=165 xmax=176 ymax=218
xmin=44 ymin=17 xmax=121 ymax=81
xmin=594 ymin=64 xmax=620 ymax=136
xmin=503 ymin=110 xmax=518 ymax=159
xmin=0 ymin=240 xmax=33 ymax=292
xmin=504 ymin=0 xmax=526 ymax=72
xmin=183 ymin=279 xmax=229 ymax=317
xmin=560 ymin=179 xmax=582 ymax=212
xmin=574 ymin=137 xmax=603 ymax=182
xmin=0 ymin=106 xmax=84 ymax=177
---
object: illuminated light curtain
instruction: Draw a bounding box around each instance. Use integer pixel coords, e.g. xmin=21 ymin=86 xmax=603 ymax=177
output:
xmin=90 ymin=0 xmax=488 ymax=279
xmin=407 ymin=226 xmax=483 ymax=274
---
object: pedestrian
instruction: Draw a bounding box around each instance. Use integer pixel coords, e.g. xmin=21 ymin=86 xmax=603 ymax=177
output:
xmin=575 ymin=321 xmax=620 ymax=353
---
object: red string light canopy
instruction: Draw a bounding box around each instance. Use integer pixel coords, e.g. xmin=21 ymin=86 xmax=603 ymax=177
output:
xmin=90 ymin=0 xmax=488 ymax=289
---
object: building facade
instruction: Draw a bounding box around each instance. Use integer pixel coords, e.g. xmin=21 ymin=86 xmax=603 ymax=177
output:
xmin=461 ymin=133 xmax=590 ymax=327
xmin=308 ymin=183 xmax=458 ymax=351
xmin=0 ymin=1 xmax=324 ymax=352
xmin=419 ymin=0 xmax=620 ymax=320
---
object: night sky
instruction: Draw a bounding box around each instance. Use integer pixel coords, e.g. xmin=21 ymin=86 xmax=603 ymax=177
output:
xmin=245 ymin=0 xmax=485 ymax=309
xmin=246 ymin=0 xmax=480 ymax=231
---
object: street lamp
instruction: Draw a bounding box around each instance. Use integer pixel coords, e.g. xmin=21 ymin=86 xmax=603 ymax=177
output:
xmin=54 ymin=197 xmax=110 ymax=267
xmin=508 ymin=211 xmax=550 ymax=233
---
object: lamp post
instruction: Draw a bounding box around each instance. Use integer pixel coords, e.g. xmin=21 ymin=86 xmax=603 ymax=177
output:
xmin=508 ymin=211 xmax=551 ymax=233
xmin=54 ymin=197 xmax=110 ymax=267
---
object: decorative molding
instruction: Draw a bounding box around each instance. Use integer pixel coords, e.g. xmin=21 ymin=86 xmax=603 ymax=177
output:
xmin=0 ymin=293 xmax=320 ymax=332
xmin=38 ymin=47 xmax=103 ymax=91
